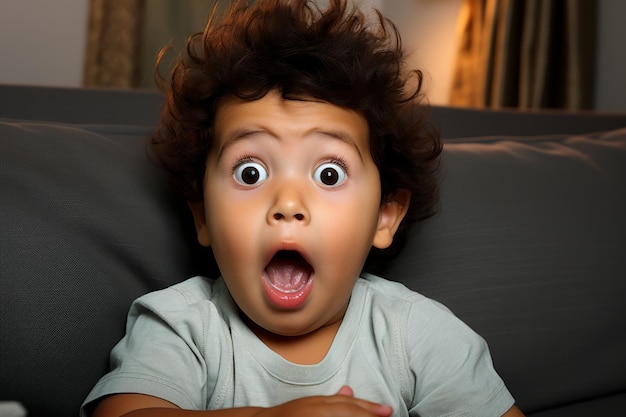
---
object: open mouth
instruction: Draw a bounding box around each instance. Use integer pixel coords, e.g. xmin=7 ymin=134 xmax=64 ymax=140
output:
xmin=262 ymin=250 xmax=314 ymax=309
xmin=263 ymin=250 xmax=313 ymax=293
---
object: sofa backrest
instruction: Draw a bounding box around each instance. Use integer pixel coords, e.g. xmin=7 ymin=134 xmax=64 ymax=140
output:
xmin=3 ymin=84 xmax=626 ymax=137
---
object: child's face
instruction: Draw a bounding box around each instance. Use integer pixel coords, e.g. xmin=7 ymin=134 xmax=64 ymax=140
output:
xmin=189 ymin=91 xmax=407 ymax=338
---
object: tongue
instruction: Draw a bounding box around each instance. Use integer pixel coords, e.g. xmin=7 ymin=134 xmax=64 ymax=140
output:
xmin=265 ymin=256 xmax=312 ymax=292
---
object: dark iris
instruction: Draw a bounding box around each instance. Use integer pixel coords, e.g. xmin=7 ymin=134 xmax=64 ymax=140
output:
xmin=320 ymin=167 xmax=339 ymax=185
xmin=241 ymin=166 xmax=260 ymax=184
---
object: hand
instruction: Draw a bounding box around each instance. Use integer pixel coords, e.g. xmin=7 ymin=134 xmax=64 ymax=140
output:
xmin=253 ymin=386 xmax=393 ymax=417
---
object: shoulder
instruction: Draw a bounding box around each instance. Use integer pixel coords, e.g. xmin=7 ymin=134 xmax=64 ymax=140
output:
xmin=132 ymin=276 xmax=229 ymax=312
xmin=358 ymin=275 xmax=514 ymax=415
xmin=85 ymin=277 xmax=236 ymax=411
xmin=127 ymin=276 xmax=235 ymax=338
xmin=358 ymin=273 xmax=491 ymax=377
xmin=360 ymin=274 xmax=484 ymax=347
xmin=355 ymin=273 xmax=474 ymax=359
xmin=358 ymin=273 xmax=453 ymax=318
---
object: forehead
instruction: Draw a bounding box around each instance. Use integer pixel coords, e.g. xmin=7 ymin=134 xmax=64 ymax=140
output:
xmin=213 ymin=92 xmax=370 ymax=150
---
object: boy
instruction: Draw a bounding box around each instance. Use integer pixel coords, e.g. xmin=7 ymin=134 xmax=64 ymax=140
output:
xmin=82 ymin=1 xmax=524 ymax=416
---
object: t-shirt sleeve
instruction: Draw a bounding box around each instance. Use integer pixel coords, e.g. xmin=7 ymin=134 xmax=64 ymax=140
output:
xmin=404 ymin=298 xmax=515 ymax=417
xmin=81 ymin=281 xmax=224 ymax=416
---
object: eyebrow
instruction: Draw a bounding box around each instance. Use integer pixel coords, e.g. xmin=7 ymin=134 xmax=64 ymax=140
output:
xmin=308 ymin=129 xmax=364 ymax=161
xmin=216 ymin=127 xmax=364 ymax=161
xmin=215 ymin=128 xmax=266 ymax=161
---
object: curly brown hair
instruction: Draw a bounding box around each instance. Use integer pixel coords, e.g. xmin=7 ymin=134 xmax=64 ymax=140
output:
xmin=150 ymin=0 xmax=442 ymax=272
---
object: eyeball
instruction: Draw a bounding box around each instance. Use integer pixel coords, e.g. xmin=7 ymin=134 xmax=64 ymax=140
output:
xmin=234 ymin=162 xmax=268 ymax=185
xmin=313 ymin=162 xmax=347 ymax=187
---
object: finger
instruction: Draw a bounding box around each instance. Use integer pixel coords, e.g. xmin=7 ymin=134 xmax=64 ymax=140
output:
xmin=336 ymin=385 xmax=354 ymax=397
xmin=328 ymin=392 xmax=393 ymax=417
xmin=370 ymin=403 xmax=393 ymax=417
xmin=328 ymin=400 xmax=394 ymax=417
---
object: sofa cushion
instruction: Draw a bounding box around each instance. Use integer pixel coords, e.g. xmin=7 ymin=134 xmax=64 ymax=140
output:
xmin=383 ymin=128 xmax=626 ymax=413
xmin=0 ymin=119 xmax=216 ymax=417
xmin=525 ymin=392 xmax=626 ymax=417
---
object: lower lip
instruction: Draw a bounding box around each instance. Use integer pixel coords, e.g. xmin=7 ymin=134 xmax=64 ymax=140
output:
xmin=261 ymin=274 xmax=314 ymax=310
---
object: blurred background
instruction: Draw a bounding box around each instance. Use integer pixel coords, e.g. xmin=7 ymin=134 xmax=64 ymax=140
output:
xmin=1 ymin=0 xmax=624 ymax=111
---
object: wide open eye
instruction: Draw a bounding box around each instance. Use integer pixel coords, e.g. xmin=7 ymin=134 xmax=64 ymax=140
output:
xmin=313 ymin=162 xmax=347 ymax=187
xmin=234 ymin=161 xmax=268 ymax=185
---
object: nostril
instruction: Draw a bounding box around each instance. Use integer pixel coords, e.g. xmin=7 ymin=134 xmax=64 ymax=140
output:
xmin=272 ymin=212 xmax=305 ymax=221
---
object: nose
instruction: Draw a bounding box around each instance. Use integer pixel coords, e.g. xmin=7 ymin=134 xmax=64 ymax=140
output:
xmin=267 ymin=184 xmax=310 ymax=225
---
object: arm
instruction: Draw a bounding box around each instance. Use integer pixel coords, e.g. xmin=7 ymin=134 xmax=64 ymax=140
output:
xmin=502 ymin=405 xmax=525 ymax=417
xmin=93 ymin=387 xmax=394 ymax=417
xmin=93 ymin=394 xmax=261 ymax=417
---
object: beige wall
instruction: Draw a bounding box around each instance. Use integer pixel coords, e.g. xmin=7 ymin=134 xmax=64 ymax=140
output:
xmin=0 ymin=0 xmax=88 ymax=87
xmin=381 ymin=0 xmax=464 ymax=105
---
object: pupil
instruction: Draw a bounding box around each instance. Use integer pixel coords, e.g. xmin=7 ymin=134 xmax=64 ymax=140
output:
xmin=321 ymin=167 xmax=338 ymax=185
xmin=242 ymin=167 xmax=259 ymax=184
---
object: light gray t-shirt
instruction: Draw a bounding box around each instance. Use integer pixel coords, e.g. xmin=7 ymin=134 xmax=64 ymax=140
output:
xmin=82 ymin=274 xmax=514 ymax=417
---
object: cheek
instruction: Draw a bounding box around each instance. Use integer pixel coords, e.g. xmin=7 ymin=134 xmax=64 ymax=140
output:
xmin=317 ymin=190 xmax=381 ymax=258
xmin=205 ymin=177 xmax=263 ymax=237
xmin=204 ymin=198 xmax=258 ymax=268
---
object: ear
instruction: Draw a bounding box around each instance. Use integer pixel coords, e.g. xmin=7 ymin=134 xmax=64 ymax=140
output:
xmin=372 ymin=190 xmax=410 ymax=249
xmin=187 ymin=201 xmax=211 ymax=247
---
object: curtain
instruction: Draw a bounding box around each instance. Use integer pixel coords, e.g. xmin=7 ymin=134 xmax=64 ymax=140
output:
xmin=83 ymin=0 xmax=146 ymax=88
xmin=140 ymin=0 xmax=222 ymax=90
xmin=83 ymin=0 xmax=227 ymax=89
xmin=449 ymin=0 xmax=597 ymax=110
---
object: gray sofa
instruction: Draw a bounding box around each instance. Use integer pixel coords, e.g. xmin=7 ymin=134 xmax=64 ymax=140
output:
xmin=1 ymin=84 xmax=625 ymax=417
